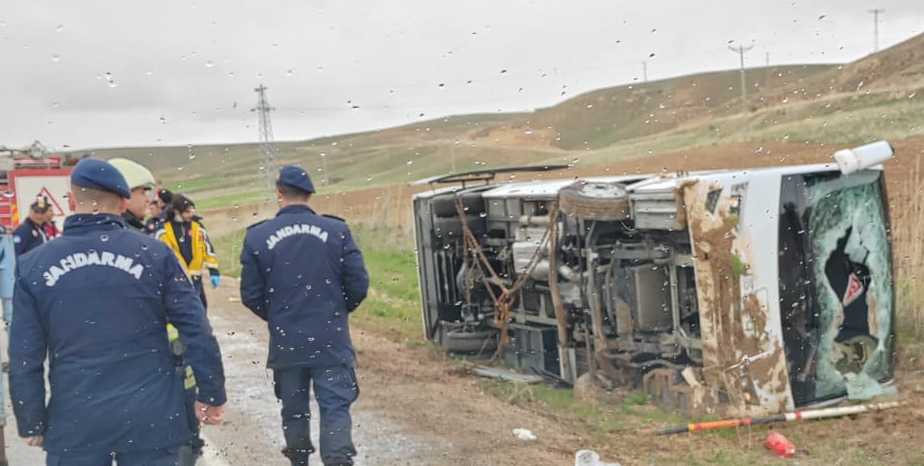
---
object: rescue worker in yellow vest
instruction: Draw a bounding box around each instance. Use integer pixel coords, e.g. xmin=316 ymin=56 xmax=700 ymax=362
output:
xmin=155 ymin=194 xmax=220 ymax=310
xmin=110 ymin=158 xmax=206 ymax=466
xmin=10 ymin=158 xmax=225 ymax=466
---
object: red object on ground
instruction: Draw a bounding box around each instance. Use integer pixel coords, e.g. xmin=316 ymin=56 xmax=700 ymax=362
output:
xmin=765 ymin=431 xmax=796 ymax=458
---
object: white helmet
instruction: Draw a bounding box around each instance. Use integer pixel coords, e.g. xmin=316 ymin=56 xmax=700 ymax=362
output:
xmin=108 ymin=157 xmax=157 ymax=191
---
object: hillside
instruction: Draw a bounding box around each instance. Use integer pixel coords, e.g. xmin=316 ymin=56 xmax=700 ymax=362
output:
xmin=41 ymin=32 xmax=924 ymax=466
xmin=80 ymin=33 xmax=924 ymax=209
xmin=480 ymin=64 xmax=834 ymax=150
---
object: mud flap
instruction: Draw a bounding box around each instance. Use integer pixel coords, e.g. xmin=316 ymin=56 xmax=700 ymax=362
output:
xmin=643 ymin=367 xmax=704 ymax=415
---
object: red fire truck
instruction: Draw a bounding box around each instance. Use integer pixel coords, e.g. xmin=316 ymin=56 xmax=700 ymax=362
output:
xmin=0 ymin=151 xmax=73 ymax=231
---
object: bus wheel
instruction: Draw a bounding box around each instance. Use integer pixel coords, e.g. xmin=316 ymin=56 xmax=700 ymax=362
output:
xmin=558 ymin=181 xmax=630 ymax=221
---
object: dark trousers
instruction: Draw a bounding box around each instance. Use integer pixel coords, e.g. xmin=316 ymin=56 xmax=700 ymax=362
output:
xmin=171 ymin=343 xmax=203 ymax=466
xmin=182 ymin=276 xmax=206 ymax=465
xmin=178 ymin=374 xmax=204 ymax=466
xmin=191 ymin=276 xmax=208 ymax=310
xmin=46 ymin=448 xmax=179 ymax=466
xmin=274 ymin=365 xmax=359 ymax=466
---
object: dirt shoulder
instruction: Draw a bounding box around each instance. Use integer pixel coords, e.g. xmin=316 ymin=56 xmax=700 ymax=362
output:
xmin=204 ymin=281 xmax=581 ymax=466
xmin=204 ymin=278 xmax=924 ymax=466
xmin=203 ymin=138 xmax=924 ymax=465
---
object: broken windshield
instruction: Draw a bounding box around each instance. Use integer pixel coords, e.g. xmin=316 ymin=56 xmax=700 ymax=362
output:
xmin=779 ymin=169 xmax=895 ymax=405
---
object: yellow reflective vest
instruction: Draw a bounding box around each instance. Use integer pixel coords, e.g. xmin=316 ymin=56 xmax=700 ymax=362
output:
xmin=156 ymin=220 xmax=219 ymax=277
xmin=158 ymin=220 xmax=217 ymax=392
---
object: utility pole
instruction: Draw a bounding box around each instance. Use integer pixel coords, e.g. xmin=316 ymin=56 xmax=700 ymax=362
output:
xmin=869 ymin=9 xmax=884 ymax=52
xmin=641 ymin=60 xmax=648 ymax=83
xmin=765 ymin=51 xmax=771 ymax=88
xmin=251 ymin=84 xmax=277 ymax=194
xmin=728 ymin=42 xmax=755 ymax=110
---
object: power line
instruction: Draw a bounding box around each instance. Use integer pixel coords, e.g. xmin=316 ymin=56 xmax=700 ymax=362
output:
xmin=869 ymin=9 xmax=885 ymax=52
xmin=208 ymin=32 xmax=883 ymax=110
xmin=251 ymin=84 xmax=277 ymax=194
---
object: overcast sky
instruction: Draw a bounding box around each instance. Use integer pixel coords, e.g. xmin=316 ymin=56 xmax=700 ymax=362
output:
xmin=0 ymin=1 xmax=921 ymax=151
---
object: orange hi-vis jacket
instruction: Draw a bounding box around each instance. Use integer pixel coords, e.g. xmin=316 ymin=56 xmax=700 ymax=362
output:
xmin=156 ymin=220 xmax=219 ymax=277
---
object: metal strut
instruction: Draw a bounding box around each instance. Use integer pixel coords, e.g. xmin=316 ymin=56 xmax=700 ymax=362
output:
xmin=455 ymin=196 xmax=559 ymax=362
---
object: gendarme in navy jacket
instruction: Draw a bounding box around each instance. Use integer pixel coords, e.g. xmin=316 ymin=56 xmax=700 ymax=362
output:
xmin=9 ymin=213 xmax=226 ymax=455
xmin=240 ymin=204 xmax=368 ymax=369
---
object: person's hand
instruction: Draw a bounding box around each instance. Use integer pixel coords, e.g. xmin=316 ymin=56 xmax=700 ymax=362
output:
xmin=195 ymin=401 xmax=225 ymax=425
xmin=23 ymin=436 xmax=43 ymax=447
xmin=210 ymin=275 xmax=220 ymax=289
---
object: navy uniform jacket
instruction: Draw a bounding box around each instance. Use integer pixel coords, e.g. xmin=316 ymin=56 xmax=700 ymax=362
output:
xmin=145 ymin=214 xmax=166 ymax=235
xmin=240 ymin=205 xmax=368 ymax=369
xmin=12 ymin=217 xmax=48 ymax=257
xmin=9 ymin=214 xmax=226 ymax=455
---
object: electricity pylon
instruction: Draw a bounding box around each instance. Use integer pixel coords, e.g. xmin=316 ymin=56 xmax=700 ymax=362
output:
xmin=252 ymin=84 xmax=278 ymax=194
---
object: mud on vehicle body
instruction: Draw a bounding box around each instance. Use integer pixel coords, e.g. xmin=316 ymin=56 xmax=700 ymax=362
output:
xmin=412 ymin=143 xmax=897 ymax=416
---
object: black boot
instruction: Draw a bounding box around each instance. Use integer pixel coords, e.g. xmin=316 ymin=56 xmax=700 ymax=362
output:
xmin=282 ymin=447 xmax=312 ymax=466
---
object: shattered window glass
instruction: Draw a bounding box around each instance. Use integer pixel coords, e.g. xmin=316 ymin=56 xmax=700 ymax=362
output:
xmin=779 ymin=170 xmax=894 ymax=404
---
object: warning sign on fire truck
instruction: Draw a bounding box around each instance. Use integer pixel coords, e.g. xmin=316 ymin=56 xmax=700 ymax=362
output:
xmin=0 ymin=163 xmax=72 ymax=230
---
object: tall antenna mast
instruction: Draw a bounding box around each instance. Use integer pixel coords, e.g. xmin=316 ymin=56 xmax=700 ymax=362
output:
xmin=252 ymin=84 xmax=277 ymax=194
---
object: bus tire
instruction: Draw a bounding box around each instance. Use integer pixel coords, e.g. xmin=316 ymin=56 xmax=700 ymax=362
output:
xmin=558 ymin=181 xmax=630 ymax=221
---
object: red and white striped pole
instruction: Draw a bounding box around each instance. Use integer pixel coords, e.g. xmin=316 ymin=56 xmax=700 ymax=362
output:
xmin=641 ymin=400 xmax=904 ymax=436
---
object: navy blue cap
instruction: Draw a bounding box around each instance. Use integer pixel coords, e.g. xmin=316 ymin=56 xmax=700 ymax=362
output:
xmin=276 ymin=165 xmax=315 ymax=194
xmin=70 ymin=158 xmax=132 ymax=198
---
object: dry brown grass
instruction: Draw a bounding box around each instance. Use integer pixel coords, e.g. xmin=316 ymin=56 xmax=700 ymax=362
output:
xmin=891 ymin=155 xmax=924 ymax=336
xmin=199 ymin=138 xmax=924 ymax=344
xmin=200 ymin=186 xmax=419 ymax=276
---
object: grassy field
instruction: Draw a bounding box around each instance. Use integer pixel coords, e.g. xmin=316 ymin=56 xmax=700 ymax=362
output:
xmin=86 ymin=32 xmax=924 ymax=463
xmin=891 ymin=155 xmax=924 ymax=336
xmin=20 ymin=29 xmax=913 ymax=465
